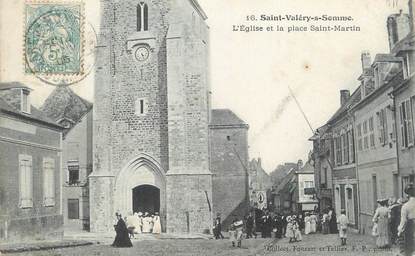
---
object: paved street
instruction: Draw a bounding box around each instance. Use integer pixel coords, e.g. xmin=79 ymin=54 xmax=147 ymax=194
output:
xmin=4 ymin=232 xmax=402 ymax=256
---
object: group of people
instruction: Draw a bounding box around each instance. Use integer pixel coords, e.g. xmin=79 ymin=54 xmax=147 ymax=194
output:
xmin=111 ymin=211 xmax=162 ymax=248
xmin=110 ymin=183 xmax=415 ymax=256
xmin=212 ymin=207 xmax=341 ymax=248
xmin=125 ymin=212 xmax=162 ymax=237
xmin=372 ymin=183 xmax=415 ymax=256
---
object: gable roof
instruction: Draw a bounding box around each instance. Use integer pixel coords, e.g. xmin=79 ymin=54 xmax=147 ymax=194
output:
xmin=0 ymin=95 xmax=62 ymax=129
xmin=41 ymin=86 xmax=92 ymax=126
xmin=210 ymin=109 xmax=248 ymax=128
xmin=0 ymin=81 xmax=31 ymax=91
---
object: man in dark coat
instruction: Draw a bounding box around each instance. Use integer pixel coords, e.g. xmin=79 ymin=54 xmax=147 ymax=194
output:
xmin=213 ymin=214 xmax=224 ymax=239
xmin=274 ymin=214 xmax=283 ymax=238
xmin=261 ymin=211 xmax=273 ymax=238
xmin=245 ymin=212 xmax=255 ymax=239
xmin=390 ymin=198 xmax=402 ymax=244
xmin=112 ymin=213 xmax=133 ymax=247
xmin=328 ymin=207 xmax=338 ymax=234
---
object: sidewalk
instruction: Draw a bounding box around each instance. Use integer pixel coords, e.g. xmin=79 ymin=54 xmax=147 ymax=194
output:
xmin=0 ymin=240 xmax=93 ymax=254
xmin=64 ymin=230 xmax=212 ymax=243
xmin=0 ymin=230 xmax=212 ymax=254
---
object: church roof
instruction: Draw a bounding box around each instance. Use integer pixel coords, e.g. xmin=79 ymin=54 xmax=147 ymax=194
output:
xmin=41 ymin=86 xmax=92 ymax=127
xmin=210 ymin=109 xmax=248 ymax=128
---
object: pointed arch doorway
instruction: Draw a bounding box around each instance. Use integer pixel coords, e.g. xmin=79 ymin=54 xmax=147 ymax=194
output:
xmin=132 ymin=185 xmax=160 ymax=214
xmin=114 ymin=154 xmax=166 ymax=230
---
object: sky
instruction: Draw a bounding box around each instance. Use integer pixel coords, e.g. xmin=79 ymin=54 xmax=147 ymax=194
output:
xmin=0 ymin=0 xmax=410 ymax=173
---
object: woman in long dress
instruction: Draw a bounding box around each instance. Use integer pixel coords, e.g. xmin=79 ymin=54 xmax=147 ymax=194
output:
xmin=152 ymin=212 xmax=162 ymax=234
xmin=112 ymin=213 xmax=133 ymax=247
xmin=322 ymin=210 xmax=329 ymax=234
xmin=142 ymin=212 xmax=153 ymax=233
xmin=373 ymin=199 xmax=391 ymax=248
xmin=136 ymin=212 xmax=143 ymax=234
xmin=310 ymin=212 xmax=317 ymax=233
xmin=398 ymin=183 xmax=415 ymax=256
xmin=304 ymin=212 xmax=311 ymax=235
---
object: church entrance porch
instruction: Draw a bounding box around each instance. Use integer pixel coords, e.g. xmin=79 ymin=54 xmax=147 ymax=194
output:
xmin=132 ymin=185 xmax=160 ymax=214
xmin=114 ymin=154 xmax=166 ymax=232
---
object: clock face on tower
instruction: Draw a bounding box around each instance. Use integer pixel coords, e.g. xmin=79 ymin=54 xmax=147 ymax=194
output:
xmin=135 ymin=46 xmax=150 ymax=62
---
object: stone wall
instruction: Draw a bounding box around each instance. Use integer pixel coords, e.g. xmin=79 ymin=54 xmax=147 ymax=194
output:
xmin=0 ymin=115 xmax=62 ymax=240
xmin=91 ymin=0 xmax=212 ymax=233
xmin=209 ymin=126 xmax=249 ymax=229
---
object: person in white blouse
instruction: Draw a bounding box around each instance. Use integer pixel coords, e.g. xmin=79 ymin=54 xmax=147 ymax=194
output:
xmin=398 ymin=183 xmax=415 ymax=256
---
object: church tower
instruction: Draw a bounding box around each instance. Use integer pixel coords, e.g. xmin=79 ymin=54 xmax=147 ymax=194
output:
xmin=90 ymin=0 xmax=212 ymax=233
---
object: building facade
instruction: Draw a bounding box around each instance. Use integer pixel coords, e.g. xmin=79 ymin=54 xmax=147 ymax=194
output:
xmin=391 ymin=10 xmax=415 ymax=201
xmin=91 ymin=0 xmax=212 ymax=233
xmin=41 ymin=86 xmax=93 ymax=232
xmin=311 ymin=4 xmax=414 ymax=234
xmin=248 ymin=158 xmax=272 ymax=210
xmin=0 ymin=82 xmax=63 ymax=241
xmin=309 ymin=124 xmax=334 ymax=212
xmin=209 ymin=109 xmax=249 ymax=228
xmin=296 ymin=160 xmax=318 ymax=212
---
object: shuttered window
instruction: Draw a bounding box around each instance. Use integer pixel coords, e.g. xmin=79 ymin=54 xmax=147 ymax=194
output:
xmin=19 ymin=155 xmax=33 ymax=208
xmin=43 ymin=158 xmax=55 ymax=206
xmin=400 ymin=99 xmax=415 ymax=148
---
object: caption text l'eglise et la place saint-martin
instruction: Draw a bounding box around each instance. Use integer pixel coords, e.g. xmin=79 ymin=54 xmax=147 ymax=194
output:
xmin=232 ymin=14 xmax=361 ymax=33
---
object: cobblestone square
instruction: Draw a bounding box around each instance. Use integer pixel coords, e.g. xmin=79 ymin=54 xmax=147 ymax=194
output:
xmin=5 ymin=233 xmax=402 ymax=256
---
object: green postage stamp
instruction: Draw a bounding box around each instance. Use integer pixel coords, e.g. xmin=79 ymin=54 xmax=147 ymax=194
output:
xmin=25 ymin=2 xmax=84 ymax=75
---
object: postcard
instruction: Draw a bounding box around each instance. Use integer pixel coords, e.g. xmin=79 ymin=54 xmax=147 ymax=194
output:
xmin=0 ymin=0 xmax=414 ymax=255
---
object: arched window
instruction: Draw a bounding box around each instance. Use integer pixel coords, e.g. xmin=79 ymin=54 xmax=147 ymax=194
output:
xmin=137 ymin=2 xmax=148 ymax=32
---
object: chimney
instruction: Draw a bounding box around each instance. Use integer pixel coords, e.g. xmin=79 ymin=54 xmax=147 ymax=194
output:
xmin=258 ymin=157 xmax=262 ymax=167
xmin=340 ymin=90 xmax=350 ymax=106
xmin=297 ymin=159 xmax=303 ymax=170
xmin=387 ymin=10 xmax=411 ymax=51
xmin=361 ymin=51 xmax=371 ymax=71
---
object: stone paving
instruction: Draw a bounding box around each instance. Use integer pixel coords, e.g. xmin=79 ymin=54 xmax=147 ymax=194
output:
xmin=2 ymin=232 xmax=403 ymax=256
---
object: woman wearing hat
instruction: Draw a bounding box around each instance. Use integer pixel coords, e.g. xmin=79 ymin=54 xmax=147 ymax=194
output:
xmin=112 ymin=212 xmax=133 ymax=247
xmin=372 ymin=198 xmax=390 ymax=248
xmin=398 ymin=183 xmax=415 ymax=256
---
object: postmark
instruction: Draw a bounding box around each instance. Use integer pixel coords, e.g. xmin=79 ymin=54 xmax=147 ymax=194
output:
xmin=24 ymin=2 xmax=84 ymax=76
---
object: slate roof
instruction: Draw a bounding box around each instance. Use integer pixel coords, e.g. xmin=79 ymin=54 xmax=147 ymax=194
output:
xmin=41 ymin=86 xmax=92 ymax=125
xmin=210 ymin=109 xmax=248 ymax=127
xmin=0 ymin=81 xmax=31 ymax=91
xmin=372 ymin=53 xmax=402 ymax=63
xmin=0 ymin=88 xmax=62 ymax=129
xmin=392 ymin=33 xmax=415 ymax=54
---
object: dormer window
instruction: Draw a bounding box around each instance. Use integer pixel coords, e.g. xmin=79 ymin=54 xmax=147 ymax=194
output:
xmin=21 ymin=89 xmax=30 ymax=114
xmin=137 ymin=2 xmax=148 ymax=32
xmin=374 ymin=66 xmax=380 ymax=89
xmin=404 ymin=53 xmax=414 ymax=78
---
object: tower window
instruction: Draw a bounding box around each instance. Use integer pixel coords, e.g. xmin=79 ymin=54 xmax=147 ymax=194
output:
xmin=137 ymin=2 xmax=148 ymax=32
xmin=135 ymin=98 xmax=147 ymax=116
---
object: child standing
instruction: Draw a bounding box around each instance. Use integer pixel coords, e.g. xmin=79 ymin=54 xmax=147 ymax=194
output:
xmin=229 ymin=217 xmax=244 ymax=248
xmin=337 ymin=209 xmax=349 ymax=245
xmin=292 ymin=215 xmax=302 ymax=242
xmin=285 ymin=216 xmax=295 ymax=243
